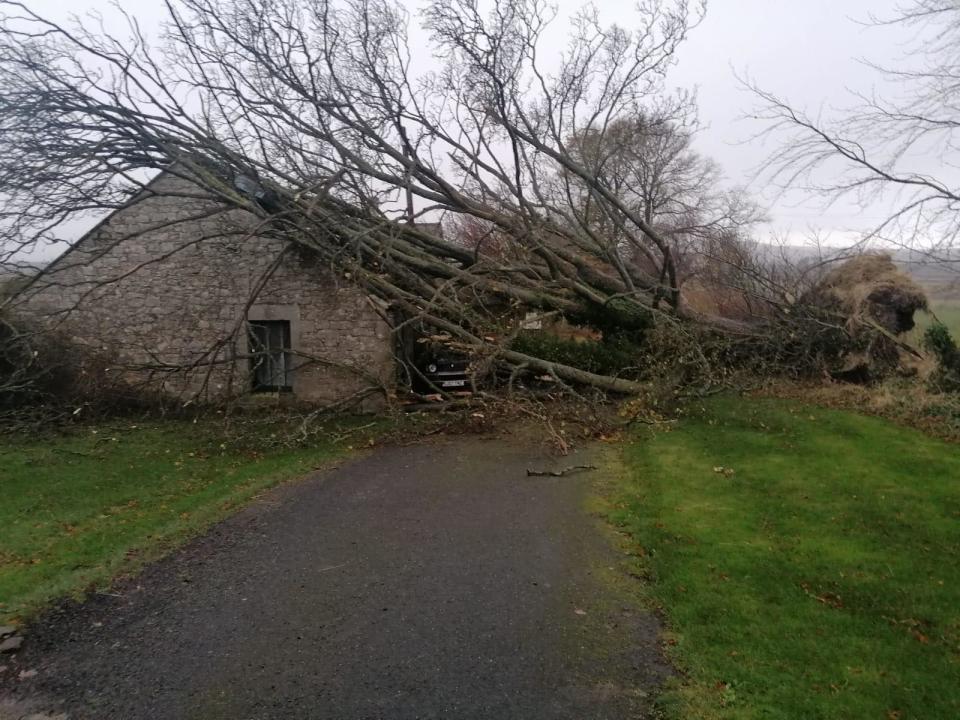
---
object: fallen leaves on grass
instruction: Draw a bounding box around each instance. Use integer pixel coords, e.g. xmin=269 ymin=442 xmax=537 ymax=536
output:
xmin=800 ymin=582 xmax=844 ymax=609
xmin=884 ymin=616 xmax=936 ymax=645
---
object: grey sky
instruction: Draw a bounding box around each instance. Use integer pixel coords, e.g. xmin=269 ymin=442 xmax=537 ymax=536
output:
xmin=23 ymin=0 xmax=910 ymax=253
xmin=669 ymin=0 xmax=906 ymax=242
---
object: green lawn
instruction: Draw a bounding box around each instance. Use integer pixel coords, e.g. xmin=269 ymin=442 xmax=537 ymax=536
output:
xmin=0 ymin=419 xmax=359 ymax=625
xmin=609 ymin=397 xmax=960 ymax=720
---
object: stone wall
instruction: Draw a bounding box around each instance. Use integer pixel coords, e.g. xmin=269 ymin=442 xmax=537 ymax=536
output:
xmin=18 ymin=173 xmax=395 ymax=409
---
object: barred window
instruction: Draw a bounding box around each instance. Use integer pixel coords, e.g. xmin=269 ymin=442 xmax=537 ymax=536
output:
xmin=248 ymin=320 xmax=293 ymax=392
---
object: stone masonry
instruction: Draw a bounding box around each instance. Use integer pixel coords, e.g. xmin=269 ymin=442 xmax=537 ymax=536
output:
xmin=19 ymin=172 xmax=395 ymax=409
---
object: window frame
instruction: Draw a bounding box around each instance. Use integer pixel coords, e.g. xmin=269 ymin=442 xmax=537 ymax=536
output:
xmin=247 ymin=319 xmax=294 ymax=393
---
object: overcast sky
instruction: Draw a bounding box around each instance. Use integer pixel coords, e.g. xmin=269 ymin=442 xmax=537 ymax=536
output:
xmin=24 ymin=0 xmax=912 ymax=255
xmin=670 ymin=0 xmax=907 ymax=243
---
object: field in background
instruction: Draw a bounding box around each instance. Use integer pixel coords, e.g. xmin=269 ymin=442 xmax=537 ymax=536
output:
xmin=928 ymin=300 xmax=960 ymax=336
xmin=0 ymin=419 xmax=369 ymax=625
xmin=610 ymin=396 xmax=960 ymax=719
xmin=907 ymin=300 xmax=960 ymax=347
xmin=906 ymin=256 xmax=960 ymax=340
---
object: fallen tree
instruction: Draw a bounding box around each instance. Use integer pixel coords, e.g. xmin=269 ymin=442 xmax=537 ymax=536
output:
xmin=0 ymin=0 xmax=930 ymax=402
xmin=801 ymin=254 xmax=928 ymax=381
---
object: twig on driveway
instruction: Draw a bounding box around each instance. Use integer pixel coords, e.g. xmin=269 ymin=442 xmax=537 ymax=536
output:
xmin=526 ymin=465 xmax=597 ymax=478
xmin=331 ymin=423 xmax=377 ymax=444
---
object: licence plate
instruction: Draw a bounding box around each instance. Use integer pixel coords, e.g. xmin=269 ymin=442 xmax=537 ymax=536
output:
xmin=441 ymin=379 xmax=467 ymax=388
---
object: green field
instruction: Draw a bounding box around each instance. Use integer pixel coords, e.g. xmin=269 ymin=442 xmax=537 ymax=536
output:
xmin=610 ymin=397 xmax=960 ymax=719
xmin=0 ymin=420 xmax=359 ymax=624
xmin=912 ymin=300 xmax=960 ymax=343
xmin=931 ymin=301 xmax=960 ymax=336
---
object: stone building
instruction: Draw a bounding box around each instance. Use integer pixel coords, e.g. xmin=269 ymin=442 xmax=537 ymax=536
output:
xmin=19 ymin=172 xmax=396 ymax=409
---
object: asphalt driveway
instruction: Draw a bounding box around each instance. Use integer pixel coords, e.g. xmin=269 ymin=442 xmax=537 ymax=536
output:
xmin=1 ymin=433 xmax=668 ymax=719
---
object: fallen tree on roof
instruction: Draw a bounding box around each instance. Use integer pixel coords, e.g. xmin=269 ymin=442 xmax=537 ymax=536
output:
xmin=0 ymin=0 xmax=931 ymax=404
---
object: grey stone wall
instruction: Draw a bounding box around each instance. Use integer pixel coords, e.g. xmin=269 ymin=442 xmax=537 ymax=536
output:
xmin=18 ymin=173 xmax=395 ymax=409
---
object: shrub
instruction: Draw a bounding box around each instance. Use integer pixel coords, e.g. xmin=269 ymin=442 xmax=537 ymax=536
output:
xmin=0 ymin=313 xmax=160 ymax=427
xmin=510 ymin=331 xmax=641 ymax=377
xmin=923 ymin=322 xmax=960 ymax=392
xmin=0 ymin=313 xmax=44 ymax=407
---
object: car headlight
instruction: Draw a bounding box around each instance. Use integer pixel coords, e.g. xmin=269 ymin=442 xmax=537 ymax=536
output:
xmin=427 ymin=363 xmax=438 ymax=373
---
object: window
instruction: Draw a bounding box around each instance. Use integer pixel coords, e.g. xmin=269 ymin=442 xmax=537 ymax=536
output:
xmin=248 ymin=320 xmax=293 ymax=392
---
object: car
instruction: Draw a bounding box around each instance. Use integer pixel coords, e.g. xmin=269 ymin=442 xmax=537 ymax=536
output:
xmin=399 ymin=327 xmax=474 ymax=394
xmin=420 ymin=354 xmax=471 ymax=391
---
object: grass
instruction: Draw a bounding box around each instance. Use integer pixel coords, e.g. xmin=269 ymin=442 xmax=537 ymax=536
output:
xmin=911 ymin=300 xmax=960 ymax=343
xmin=760 ymin=379 xmax=960 ymax=444
xmin=0 ymin=418 xmax=369 ymax=625
xmin=608 ymin=396 xmax=960 ymax=719
xmin=933 ymin=302 xmax=960 ymax=337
